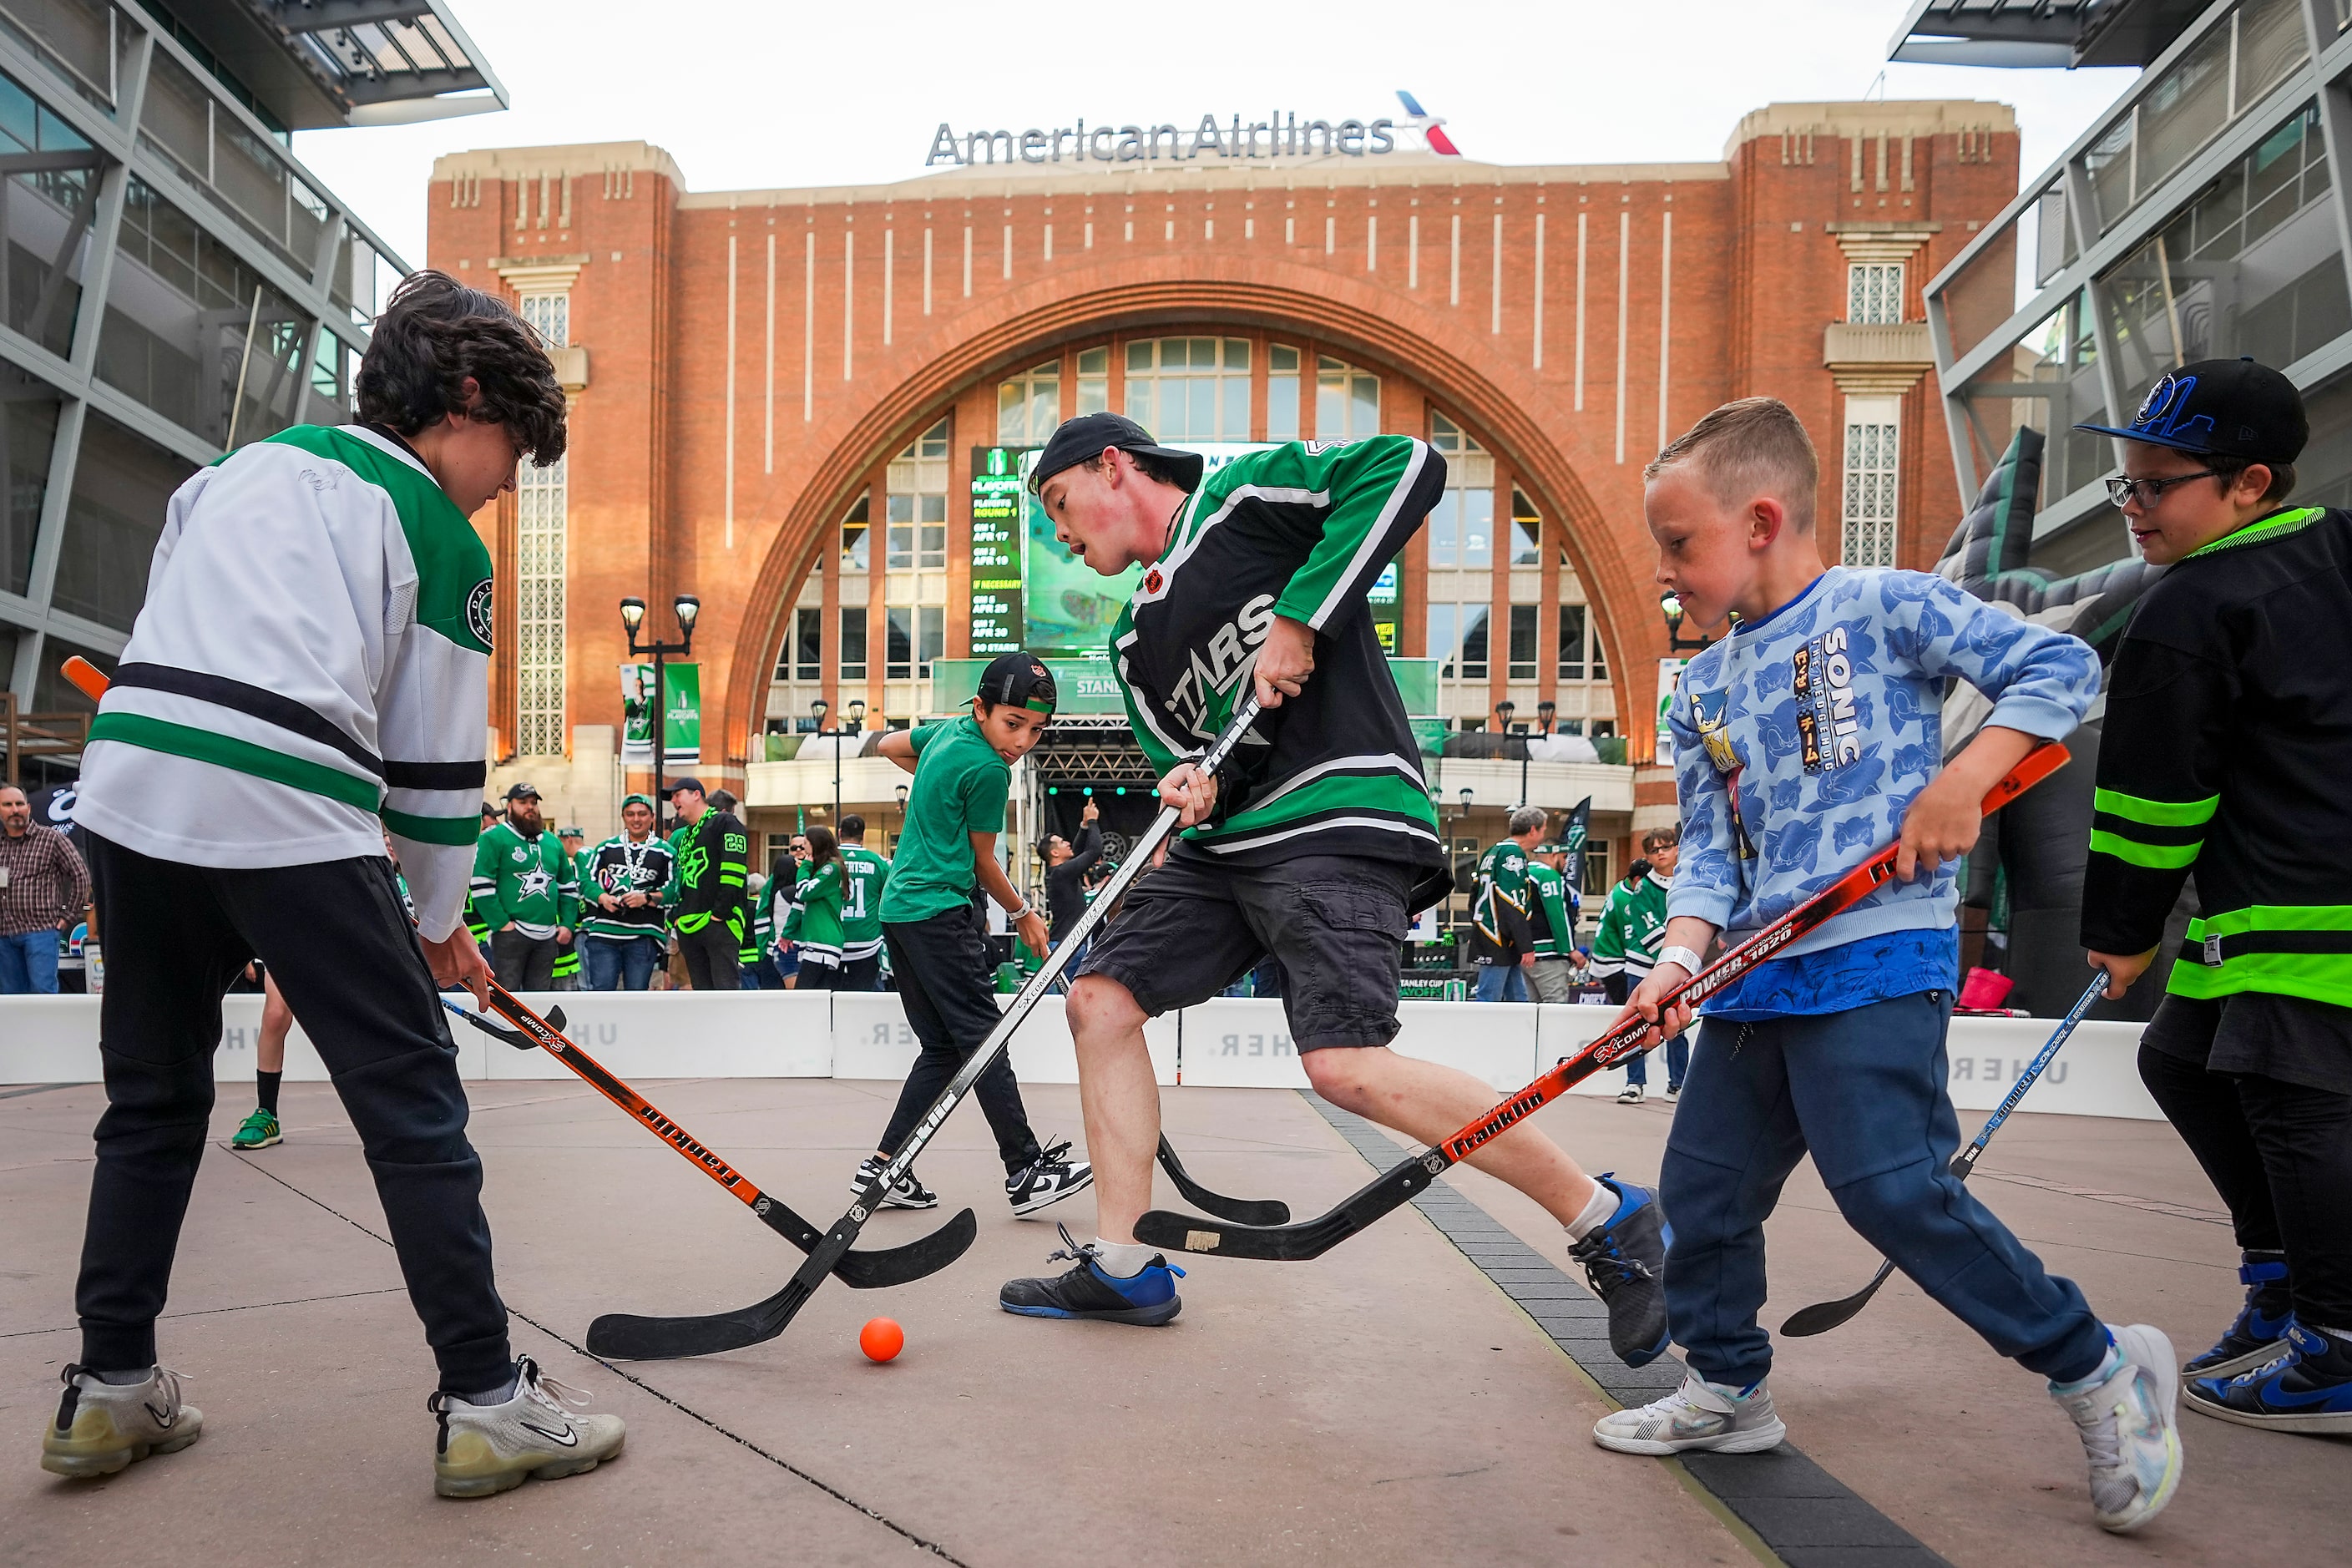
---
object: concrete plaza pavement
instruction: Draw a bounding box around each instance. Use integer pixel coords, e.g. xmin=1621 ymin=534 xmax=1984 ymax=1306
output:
xmin=2 ymin=1072 xmax=2338 ymax=1565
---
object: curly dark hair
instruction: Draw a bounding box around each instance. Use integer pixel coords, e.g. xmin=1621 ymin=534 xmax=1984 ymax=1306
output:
xmin=355 ymin=270 xmax=568 ymax=465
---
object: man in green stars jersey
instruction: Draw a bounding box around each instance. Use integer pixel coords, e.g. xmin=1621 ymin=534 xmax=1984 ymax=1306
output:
xmin=835 ymin=814 xmax=891 ymax=991
xmin=1006 ymin=412 xmax=1667 ymax=1361
xmin=470 ymin=783 xmax=578 ymax=991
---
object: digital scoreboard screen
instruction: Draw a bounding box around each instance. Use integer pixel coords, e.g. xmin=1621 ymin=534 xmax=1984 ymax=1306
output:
xmin=967 ymin=442 xmax=1274 ymax=659
xmin=968 ymin=448 xmax=1026 ymax=655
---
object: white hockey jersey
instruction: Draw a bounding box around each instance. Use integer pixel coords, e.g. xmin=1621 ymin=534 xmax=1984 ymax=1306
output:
xmin=76 ymin=425 xmax=493 ymax=941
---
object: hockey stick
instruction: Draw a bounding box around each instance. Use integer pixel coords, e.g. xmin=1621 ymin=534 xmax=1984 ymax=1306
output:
xmin=1156 ymin=1135 xmax=1290 ymax=1227
xmin=63 ymin=655 xmax=970 ymax=1295
xmin=1778 ymin=972 xmax=2107 ymax=1337
xmin=444 ymin=989 xmax=975 ymax=1292
xmin=445 ymin=1000 xmax=1280 ymax=1226
xmin=584 ymin=695 xmax=1267 ymax=1360
xmin=1132 ymin=742 xmax=2073 ymax=1262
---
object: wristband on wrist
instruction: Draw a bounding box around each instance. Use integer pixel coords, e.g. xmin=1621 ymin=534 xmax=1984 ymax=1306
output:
xmin=1658 ymin=944 xmax=1706 ymax=978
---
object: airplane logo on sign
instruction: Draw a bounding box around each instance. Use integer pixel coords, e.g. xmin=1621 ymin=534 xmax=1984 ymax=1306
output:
xmin=1395 ymin=90 xmax=1460 ymax=156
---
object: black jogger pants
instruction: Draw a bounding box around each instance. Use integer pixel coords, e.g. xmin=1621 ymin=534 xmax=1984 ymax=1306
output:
xmin=76 ymin=833 xmax=513 ymax=1393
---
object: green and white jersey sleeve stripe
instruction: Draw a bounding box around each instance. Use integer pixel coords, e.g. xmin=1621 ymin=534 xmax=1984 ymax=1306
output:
xmin=73 ymin=426 xmax=492 ymax=941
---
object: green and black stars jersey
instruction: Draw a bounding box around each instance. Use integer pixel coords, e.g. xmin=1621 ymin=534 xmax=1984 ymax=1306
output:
xmin=673 ymin=807 xmax=751 ymax=943
xmin=1108 ymin=437 xmax=1446 ymax=904
xmin=579 ymin=832 xmax=677 ymax=940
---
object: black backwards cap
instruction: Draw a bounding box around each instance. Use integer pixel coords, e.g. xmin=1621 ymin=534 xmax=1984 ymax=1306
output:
xmin=2073 ymin=357 xmax=2309 ymax=464
xmin=978 ymin=650 xmax=1059 ymax=715
xmin=1028 ymin=412 xmax=1204 ymax=495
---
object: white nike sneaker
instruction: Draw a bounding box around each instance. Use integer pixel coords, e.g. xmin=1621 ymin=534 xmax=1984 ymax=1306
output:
xmin=1592 ymin=1370 xmax=1786 ymax=1454
xmin=2051 ymin=1323 xmax=2182 ymax=1534
xmin=429 ymin=1356 xmax=625 ymax=1499
xmin=40 ymin=1364 xmax=202 ymax=1478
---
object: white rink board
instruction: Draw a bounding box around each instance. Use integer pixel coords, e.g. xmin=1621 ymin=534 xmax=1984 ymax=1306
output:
xmin=0 ymin=994 xmax=2157 ymax=1119
xmin=1537 ymin=1004 xmax=2162 ymax=1120
xmin=829 ymin=990 xmax=1177 ymax=1087
xmin=478 ymin=991 xmax=833 ymax=1080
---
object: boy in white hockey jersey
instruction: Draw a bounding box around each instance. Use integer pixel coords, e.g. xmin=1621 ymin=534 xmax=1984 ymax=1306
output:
xmin=41 ymin=273 xmax=625 ymax=1499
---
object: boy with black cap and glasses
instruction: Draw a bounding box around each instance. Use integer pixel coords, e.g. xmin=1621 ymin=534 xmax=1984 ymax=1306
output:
xmin=2076 ymin=358 xmax=2352 ymax=1434
xmin=1005 ymin=412 xmax=1668 ymax=1350
xmin=852 ymin=650 xmax=1094 ymax=1217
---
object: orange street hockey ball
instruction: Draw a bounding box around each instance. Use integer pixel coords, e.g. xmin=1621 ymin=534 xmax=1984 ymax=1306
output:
xmin=859 ymin=1317 xmax=904 ymax=1363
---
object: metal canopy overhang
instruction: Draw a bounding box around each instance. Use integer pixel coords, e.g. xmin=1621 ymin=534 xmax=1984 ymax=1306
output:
xmin=160 ymin=0 xmax=508 ymax=129
xmin=1888 ymin=0 xmax=2214 ymax=70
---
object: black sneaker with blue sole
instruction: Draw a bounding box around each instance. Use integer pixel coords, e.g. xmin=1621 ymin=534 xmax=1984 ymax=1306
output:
xmin=1567 ymin=1172 xmax=1672 ymax=1367
xmin=1000 ymin=1224 xmax=1185 ymax=1326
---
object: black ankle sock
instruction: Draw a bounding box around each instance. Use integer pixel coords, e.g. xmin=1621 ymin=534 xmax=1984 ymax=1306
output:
xmin=256 ymin=1070 xmax=281 ymax=1115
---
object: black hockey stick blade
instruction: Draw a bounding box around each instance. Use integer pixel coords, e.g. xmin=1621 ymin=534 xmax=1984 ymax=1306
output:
xmin=1136 ymin=1146 xmax=1441 ymax=1260
xmin=587 ymin=1276 xmax=814 ymax=1361
xmin=439 ymin=998 xmax=974 ymax=1292
xmin=1778 ymin=1258 xmax=1896 ymax=1338
xmin=1156 ymin=1136 xmax=1290 ymax=1226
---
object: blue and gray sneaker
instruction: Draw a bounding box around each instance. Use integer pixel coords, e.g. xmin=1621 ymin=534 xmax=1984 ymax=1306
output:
xmin=999 ymin=1224 xmax=1185 ymax=1326
xmin=1566 ymin=1173 xmax=1672 ymax=1367
xmin=2186 ymin=1321 xmax=2352 ymax=1434
xmin=2183 ymin=1251 xmax=2294 ymax=1378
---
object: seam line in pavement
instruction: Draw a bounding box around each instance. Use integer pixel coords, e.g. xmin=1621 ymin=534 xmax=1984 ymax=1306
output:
xmin=0 ymin=1287 xmax=408 ymax=1341
xmin=227 ymin=1151 xmax=969 ymax=1564
xmin=1298 ymin=1092 xmax=1955 ymax=1568
xmin=0 ymin=1082 xmax=75 ymax=1100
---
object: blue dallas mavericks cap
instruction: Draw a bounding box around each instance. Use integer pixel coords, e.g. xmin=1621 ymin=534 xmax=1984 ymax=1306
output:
xmin=2073 ymin=357 xmax=2309 ymax=464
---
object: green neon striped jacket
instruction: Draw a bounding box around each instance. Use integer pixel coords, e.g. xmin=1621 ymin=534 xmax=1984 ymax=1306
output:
xmin=2081 ymin=504 xmax=2352 ymax=1007
xmin=673 ymin=807 xmax=751 ymax=941
xmin=73 ymin=426 xmax=493 ymax=943
xmin=1108 ymin=436 xmax=1445 ymax=898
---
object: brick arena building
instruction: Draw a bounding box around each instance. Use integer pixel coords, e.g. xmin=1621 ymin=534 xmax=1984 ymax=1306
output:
xmin=426 ymin=99 xmax=2020 ymax=878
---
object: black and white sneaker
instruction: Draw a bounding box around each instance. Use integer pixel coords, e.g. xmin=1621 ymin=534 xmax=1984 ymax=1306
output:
xmin=852 ymin=1156 xmax=938 ymax=1210
xmin=1007 ymin=1138 xmax=1094 ymax=1216
xmin=1000 ymin=1224 xmax=1184 ymax=1325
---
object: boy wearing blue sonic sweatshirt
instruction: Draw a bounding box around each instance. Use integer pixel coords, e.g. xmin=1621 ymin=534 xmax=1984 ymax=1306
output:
xmin=1590 ymin=398 xmax=2183 ymax=1537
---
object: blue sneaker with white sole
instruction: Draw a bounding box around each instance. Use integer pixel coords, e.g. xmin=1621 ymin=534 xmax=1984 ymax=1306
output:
xmin=999 ymin=1224 xmax=1186 ymax=1326
xmin=2187 ymin=1321 xmax=2352 ymax=1434
xmin=2183 ymin=1252 xmax=2294 ymax=1379
xmin=1567 ymin=1173 xmax=1672 ymax=1367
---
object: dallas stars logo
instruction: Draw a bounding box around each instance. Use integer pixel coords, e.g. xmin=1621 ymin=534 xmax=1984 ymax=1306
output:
xmin=515 ymin=866 xmax=554 ymax=902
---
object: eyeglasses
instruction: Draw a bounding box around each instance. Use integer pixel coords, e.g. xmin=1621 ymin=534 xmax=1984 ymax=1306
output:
xmin=2105 ymin=470 xmax=2219 ymax=508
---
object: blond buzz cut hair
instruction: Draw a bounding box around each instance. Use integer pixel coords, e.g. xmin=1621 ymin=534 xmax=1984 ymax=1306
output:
xmin=1646 ymin=397 xmax=1820 ymax=532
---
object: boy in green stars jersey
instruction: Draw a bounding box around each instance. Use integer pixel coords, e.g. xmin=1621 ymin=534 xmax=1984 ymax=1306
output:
xmin=1015 ymin=412 xmax=1664 ymax=1353
xmin=854 ymin=651 xmax=1093 ymax=1219
xmin=835 ymin=814 xmax=892 ymax=991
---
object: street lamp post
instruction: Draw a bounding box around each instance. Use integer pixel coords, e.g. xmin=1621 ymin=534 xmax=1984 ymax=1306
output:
xmin=1495 ymin=699 xmax=1529 ymax=810
xmin=619 ymin=593 xmax=699 ymax=831
xmin=812 ymin=695 xmax=865 ymax=827
xmin=1455 ymin=785 xmax=1474 ymax=937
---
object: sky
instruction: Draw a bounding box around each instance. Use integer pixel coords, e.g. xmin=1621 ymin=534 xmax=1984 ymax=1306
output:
xmin=295 ymin=0 xmax=2140 ymax=268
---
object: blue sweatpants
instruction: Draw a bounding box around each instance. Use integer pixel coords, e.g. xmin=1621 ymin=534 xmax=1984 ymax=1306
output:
xmin=1662 ymin=989 xmax=2109 ymax=1388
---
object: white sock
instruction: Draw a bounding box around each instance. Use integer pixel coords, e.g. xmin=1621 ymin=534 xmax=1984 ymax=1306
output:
xmin=1564 ymin=1181 xmax=1621 ymax=1242
xmin=90 ymin=1367 xmax=154 ymax=1386
xmin=2051 ymin=1336 xmax=2124 ymax=1393
xmin=1091 ymin=1239 xmax=1156 ymax=1277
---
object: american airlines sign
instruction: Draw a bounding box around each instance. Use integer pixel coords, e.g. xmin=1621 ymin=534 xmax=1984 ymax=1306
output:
xmin=924 ymin=94 xmax=1458 ymax=167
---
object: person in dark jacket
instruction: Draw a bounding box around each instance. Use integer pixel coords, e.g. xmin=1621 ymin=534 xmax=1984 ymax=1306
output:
xmin=2076 ymin=360 xmax=2352 ymax=1434
xmin=1040 ymin=797 xmax=1103 ymax=948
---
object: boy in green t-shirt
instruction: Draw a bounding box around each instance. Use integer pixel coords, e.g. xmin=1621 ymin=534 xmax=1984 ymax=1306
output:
xmin=855 ymin=652 xmax=1092 ymax=1217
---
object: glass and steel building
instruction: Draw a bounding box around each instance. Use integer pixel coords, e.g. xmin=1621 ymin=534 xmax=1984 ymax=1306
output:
xmin=0 ymin=0 xmax=503 ymax=783
xmin=1901 ymin=0 xmax=2352 ymax=573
